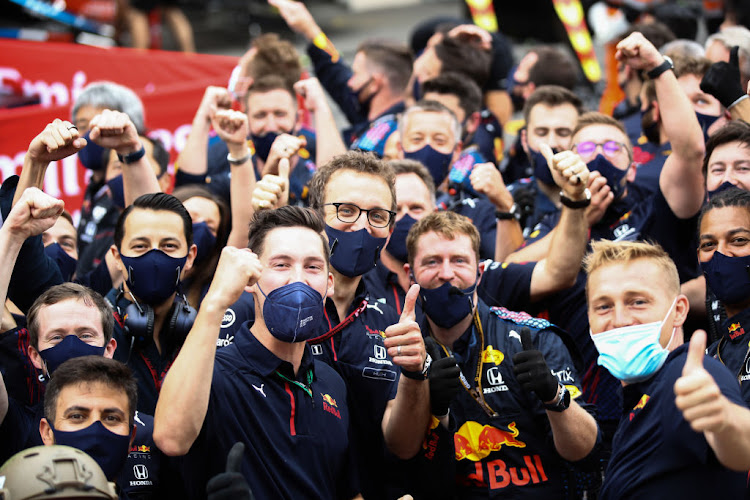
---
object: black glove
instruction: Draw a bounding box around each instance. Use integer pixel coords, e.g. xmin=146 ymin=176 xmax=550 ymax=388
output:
xmin=206 ymin=442 xmax=255 ymax=500
xmin=512 ymin=327 xmax=558 ymax=403
xmin=426 ymin=337 xmax=461 ymax=417
xmin=700 ymin=46 xmax=746 ymax=109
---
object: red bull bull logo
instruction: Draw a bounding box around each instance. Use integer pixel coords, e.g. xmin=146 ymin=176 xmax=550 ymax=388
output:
xmin=454 ymin=421 xmax=525 ymax=462
xmin=482 ymin=346 xmax=504 ymax=365
xmin=130 ymin=445 xmax=151 ymax=453
xmin=629 ymin=394 xmax=650 ymax=421
xmin=322 ymin=393 xmax=341 ymax=419
xmin=322 ymin=394 xmax=337 ymax=407
xmin=729 ymin=322 xmax=745 ymax=340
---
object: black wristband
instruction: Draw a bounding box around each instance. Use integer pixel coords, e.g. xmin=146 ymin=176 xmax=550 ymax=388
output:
xmin=117 ymin=143 xmax=146 ymax=164
xmin=559 ymin=189 xmax=591 ymax=209
xmin=495 ymin=203 xmax=519 ymax=221
xmin=646 ymin=55 xmax=674 ymax=79
xmin=401 ymin=353 xmax=432 ymax=380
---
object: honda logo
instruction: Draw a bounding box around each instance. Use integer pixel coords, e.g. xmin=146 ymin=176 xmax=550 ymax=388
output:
xmin=374 ymin=345 xmax=387 ymax=360
xmin=487 ymin=367 xmax=504 ymax=386
xmin=133 ymin=465 xmax=149 ymax=480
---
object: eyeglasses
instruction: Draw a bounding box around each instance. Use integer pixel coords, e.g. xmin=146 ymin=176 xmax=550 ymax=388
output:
xmin=324 ymin=203 xmax=395 ymax=228
xmin=573 ymin=141 xmax=628 ymax=159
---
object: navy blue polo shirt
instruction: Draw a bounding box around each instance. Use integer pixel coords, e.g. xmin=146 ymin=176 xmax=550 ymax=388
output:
xmin=632 ymin=142 xmax=670 ymax=195
xmin=477 ymin=260 xmax=535 ymax=313
xmin=308 ymin=280 xmax=400 ymax=499
xmin=182 ymin=323 xmax=356 ymax=500
xmin=708 ymin=307 xmax=750 ymax=407
xmin=215 ymin=291 xmax=255 ymax=349
xmin=601 ymin=344 xmax=746 ymax=499
xmin=362 ymin=258 xmax=412 ymax=317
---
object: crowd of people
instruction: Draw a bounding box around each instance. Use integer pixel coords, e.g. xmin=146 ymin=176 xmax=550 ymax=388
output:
xmin=4 ymin=0 xmax=750 ymax=498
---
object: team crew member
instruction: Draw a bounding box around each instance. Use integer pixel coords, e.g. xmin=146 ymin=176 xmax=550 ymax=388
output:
xmin=406 ymin=211 xmax=599 ymax=498
xmin=585 ymin=240 xmax=750 ymax=498
xmin=306 ymin=151 xmax=430 ymax=498
xmin=154 ymin=206 xmax=359 ymax=499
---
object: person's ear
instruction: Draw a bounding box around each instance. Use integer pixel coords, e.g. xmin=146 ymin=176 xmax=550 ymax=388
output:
xmin=104 ymin=338 xmax=117 ymax=359
xmin=465 ymin=111 xmax=480 ymax=136
xmin=111 ymin=245 xmax=125 ymax=275
xmin=520 ymin=128 xmax=529 ymax=156
xmin=182 ymin=243 xmax=198 ymax=279
xmin=404 ymin=263 xmax=414 ymax=284
xmin=326 ymin=272 xmax=335 ymax=298
xmin=673 ymin=294 xmax=690 ymax=329
xmin=28 ymin=345 xmax=44 ymax=371
xmin=40 ymin=418 xmax=55 ymax=445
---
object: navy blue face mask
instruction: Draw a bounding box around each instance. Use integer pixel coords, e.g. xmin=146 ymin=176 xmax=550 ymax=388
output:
xmin=587 ymin=154 xmax=628 ymax=200
xmin=351 ymin=77 xmax=375 ymax=117
xmin=120 ymin=249 xmax=187 ymax=305
xmin=420 ymin=279 xmax=478 ymax=329
xmin=640 ymin=107 xmax=660 ymax=145
xmin=707 ymin=182 xmax=738 ymax=200
xmin=77 ymin=130 xmax=107 ymax=171
xmin=39 ymin=335 xmax=106 ymax=376
xmin=325 ymin=225 xmax=387 ymax=278
xmin=701 ymin=251 xmax=750 ymax=306
xmin=530 ymin=147 xmax=557 ymax=186
xmin=106 ymin=174 xmax=125 ymax=209
xmin=192 ymin=222 xmax=217 ymax=265
xmin=258 ymin=282 xmax=325 ymax=342
xmin=250 ymin=132 xmax=280 ymax=162
xmin=385 ymin=214 xmax=417 ymax=263
xmin=404 ymin=145 xmax=453 ymax=187
xmin=50 ymin=420 xmax=131 ymax=480
xmin=44 ymin=242 xmax=78 ymax=282
xmin=696 ymin=111 xmax=720 ymax=143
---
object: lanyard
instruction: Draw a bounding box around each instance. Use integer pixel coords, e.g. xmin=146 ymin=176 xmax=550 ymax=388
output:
xmin=307 ymin=298 xmax=368 ymax=344
xmin=717 ymin=337 xmax=750 ymax=384
xmin=434 ymin=309 xmax=498 ymax=418
xmin=275 ymin=368 xmax=314 ymax=398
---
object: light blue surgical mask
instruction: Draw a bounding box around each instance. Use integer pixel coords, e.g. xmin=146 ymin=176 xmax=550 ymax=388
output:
xmin=590 ymin=298 xmax=677 ymax=384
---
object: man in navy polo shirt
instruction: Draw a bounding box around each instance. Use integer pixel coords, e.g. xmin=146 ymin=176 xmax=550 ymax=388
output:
xmin=306 ymin=151 xmax=431 ymax=498
xmin=154 ymin=206 xmax=360 ymax=499
xmin=585 ymin=239 xmax=750 ymax=498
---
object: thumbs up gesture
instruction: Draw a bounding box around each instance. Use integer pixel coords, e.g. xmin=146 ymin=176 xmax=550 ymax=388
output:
xmin=252 ymin=157 xmax=290 ymax=211
xmin=539 ymin=143 xmax=590 ymax=201
xmin=384 ymin=284 xmax=428 ymax=376
xmin=206 ymin=442 xmax=255 ymax=500
xmin=512 ymin=327 xmax=560 ymax=404
xmin=674 ymin=330 xmax=729 ymax=434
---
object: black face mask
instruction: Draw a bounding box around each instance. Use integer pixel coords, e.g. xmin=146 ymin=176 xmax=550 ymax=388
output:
xmin=640 ymin=106 xmax=660 ymax=145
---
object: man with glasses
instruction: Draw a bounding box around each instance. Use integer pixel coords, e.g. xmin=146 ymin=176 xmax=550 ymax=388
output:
xmin=306 ymin=151 xmax=431 ymax=499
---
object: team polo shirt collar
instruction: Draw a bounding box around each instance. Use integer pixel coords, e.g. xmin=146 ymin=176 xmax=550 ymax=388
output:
xmin=234 ymin=321 xmax=316 ymax=381
xmin=722 ymin=307 xmax=750 ymax=344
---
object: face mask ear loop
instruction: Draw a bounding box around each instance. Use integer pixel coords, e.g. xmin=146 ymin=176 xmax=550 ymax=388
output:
xmin=660 ymin=297 xmax=679 ymax=351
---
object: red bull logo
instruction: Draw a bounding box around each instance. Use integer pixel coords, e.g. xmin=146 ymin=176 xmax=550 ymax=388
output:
xmin=482 ymin=346 xmax=504 ymax=366
xmin=729 ymin=322 xmax=745 ymax=340
xmin=322 ymin=394 xmax=337 ymax=407
xmin=365 ymin=325 xmax=385 ymax=338
xmin=322 ymin=393 xmax=341 ymax=419
xmin=454 ymin=421 xmax=525 ymax=461
xmin=129 ymin=445 xmax=150 ymax=453
xmin=461 ymin=455 xmax=549 ymax=490
xmin=629 ymin=394 xmax=650 ymax=421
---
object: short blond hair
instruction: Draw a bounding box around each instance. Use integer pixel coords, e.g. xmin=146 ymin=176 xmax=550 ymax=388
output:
xmin=406 ymin=211 xmax=480 ymax=267
xmin=583 ymin=240 xmax=680 ymax=296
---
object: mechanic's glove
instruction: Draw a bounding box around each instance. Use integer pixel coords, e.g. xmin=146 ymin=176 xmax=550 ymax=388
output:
xmin=206 ymin=442 xmax=254 ymax=500
xmin=700 ymin=46 xmax=746 ymax=109
xmin=427 ymin=337 xmax=461 ymax=417
xmin=512 ymin=327 xmax=559 ymax=403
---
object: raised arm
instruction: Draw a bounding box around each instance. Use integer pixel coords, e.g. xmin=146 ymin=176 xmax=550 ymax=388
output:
xmin=210 ymin=109 xmax=256 ymax=248
xmin=153 ymin=246 xmax=262 ymax=456
xmin=294 ymin=77 xmax=346 ymax=167
xmin=88 ymin=110 xmax=161 ymax=205
xmin=617 ymin=32 xmax=705 ymax=218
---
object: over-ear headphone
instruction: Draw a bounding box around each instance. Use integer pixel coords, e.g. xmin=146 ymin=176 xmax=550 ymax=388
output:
xmin=117 ymin=287 xmax=197 ymax=344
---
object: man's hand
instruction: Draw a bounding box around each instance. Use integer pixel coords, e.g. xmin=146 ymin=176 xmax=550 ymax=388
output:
xmin=252 ymin=158 xmax=290 ymax=211
xmin=426 ymin=337 xmax=461 ymax=417
xmin=262 ymin=133 xmax=306 ymax=176
xmin=268 ymin=0 xmax=322 ymax=41
xmin=469 ymin=162 xmax=514 ymax=210
xmin=585 ymin=171 xmax=614 ymax=226
xmin=701 ymin=46 xmax=746 ymax=109
xmin=294 ymin=78 xmax=328 ymax=114
xmin=88 ymin=110 xmax=141 ymax=156
xmin=198 ymin=86 xmax=233 ymax=123
xmin=4 ymin=188 xmax=64 ymax=241
xmin=384 ymin=284 xmax=427 ymax=375
xmin=206 ymin=442 xmax=254 ymax=500
xmin=675 ymin=330 xmax=731 ymax=434
xmin=539 ymin=143 xmax=590 ymax=200
xmin=512 ymin=327 xmax=559 ymax=404
xmin=204 ymin=247 xmax=263 ymax=310
xmin=26 ymin=119 xmax=87 ymax=164
xmin=615 ymin=31 xmax=665 ymax=73
xmin=210 ymin=109 xmax=250 ymax=158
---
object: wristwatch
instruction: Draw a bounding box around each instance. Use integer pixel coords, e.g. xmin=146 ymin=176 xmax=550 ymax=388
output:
xmin=647 ymin=55 xmax=674 ymax=79
xmin=495 ymin=203 xmax=520 ymax=221
xmin=117 ymin=143 xmax=146 ymax=164
xmin=559 ymin=188 xmax=591 ymax=209
xmin=401 ymin=352 xmax=432 ymax=380
xmin=544 ymin=383 xmax=571 ymax=412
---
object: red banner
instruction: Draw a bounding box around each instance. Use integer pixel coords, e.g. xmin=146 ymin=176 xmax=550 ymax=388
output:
xmin=0 ymin=39 xmax=238 ymax=219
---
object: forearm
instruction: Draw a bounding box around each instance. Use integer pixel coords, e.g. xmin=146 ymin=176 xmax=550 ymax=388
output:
xmin=485 ymin=90 xmax=512 ymax=126
xmin=226 ymin=155 xmax=255 ymax=248
xmin=506 ymin=230 xmax=553 ymax=263
xmin=313 ymin=102 xmax=347 ymax=167
xmin=706 ymin=399 xmax=750 ymax=471
xmin=13 ymin=158 xmax=48 ymax=207
xmin=382 ymin=378 xmax=431 ymax=459
xmin=176 ymin=113 xmax=212 ymax=176
xmin=153 ymin=300 xmax=225 ymax=456
xmin=0 ymin=372 xmax=7 ymax=425
xmin=122 ymin=153 xmax=162 ymax=207
xmin=494 ymin=220 xmax=524 ymax=262
xmin=530 ymin=207 xmax=586 ymax=298
xmin=0 ymin=232 xmax=23 ymax=309
xmin=547 ymin=401 xmax=598 ymax=462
